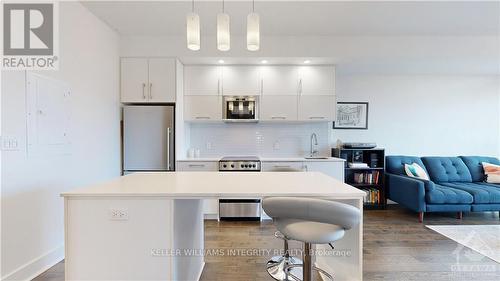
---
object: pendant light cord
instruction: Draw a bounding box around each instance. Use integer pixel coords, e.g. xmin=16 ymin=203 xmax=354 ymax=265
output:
xmin=222 ymin=0 xmax=225 ymax=13
xmin=252 ymin=0 xmax=255 ymax=12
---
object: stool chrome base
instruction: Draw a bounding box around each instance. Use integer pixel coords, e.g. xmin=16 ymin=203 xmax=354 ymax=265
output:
xmin=267 ymin=255 xmax=303 ymax=281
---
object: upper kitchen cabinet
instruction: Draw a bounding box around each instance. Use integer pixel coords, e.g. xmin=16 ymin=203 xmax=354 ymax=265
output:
xmin=184 ymin=95 xmax=222 ymax=121
xmin=148 ymin=58 xmax=176 ymax=102
xmin=222 ymin=66 xmax=261 ymax=96
xmin=184 ymin=66 xmax=222 ymax=96
xmin=121 ymin=58 xmax=149 ymax=103
xmin=298 ymin=95 xmax=336 ymax=121
xmin=260 ymin=66 xmax=299 ymax=95
xmin=298 ymin=66 xmax=335 ymax=96
xmin=120 ymin=58 xmax=176 ymax=103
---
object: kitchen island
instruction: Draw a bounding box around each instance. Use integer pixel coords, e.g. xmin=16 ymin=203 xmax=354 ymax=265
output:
xmin=61 ymin=172 xmax=365 ymax=281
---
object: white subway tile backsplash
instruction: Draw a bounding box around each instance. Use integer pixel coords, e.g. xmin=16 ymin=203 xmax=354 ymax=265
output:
xmin=188 ymin=123 xmax=331 ymax=158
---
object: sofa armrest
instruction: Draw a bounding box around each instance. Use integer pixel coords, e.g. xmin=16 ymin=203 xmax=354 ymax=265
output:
xmin=386 ymin=173 xmax=428 ymax=212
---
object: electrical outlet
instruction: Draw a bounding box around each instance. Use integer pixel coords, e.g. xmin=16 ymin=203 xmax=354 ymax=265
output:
xmin=1 ymin=136 xmax=20 ymax=151
xmin=108 ymin=208 xmax=129 ymax=221
xmin=273 ymin=141 xmax=280 ymax=150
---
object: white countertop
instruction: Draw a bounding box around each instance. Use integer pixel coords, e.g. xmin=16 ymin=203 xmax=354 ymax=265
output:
xmin=61 ymin=172 xmax=363 ymax=198
xmin=177 ymin=157 xmax=345 ymax=162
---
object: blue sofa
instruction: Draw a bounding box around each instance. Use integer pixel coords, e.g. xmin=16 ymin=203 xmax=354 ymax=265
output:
xmin=386 ymin=156 xmax=500 ymax=222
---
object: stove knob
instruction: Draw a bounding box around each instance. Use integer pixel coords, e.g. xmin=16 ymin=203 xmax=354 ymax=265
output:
xmin=231 ymin=164 xmax=234 ymax=168
xmin=252 ymin=164 xmax=256 ymax=168
xmin=241 ymin=164 xmax=245 ymax=168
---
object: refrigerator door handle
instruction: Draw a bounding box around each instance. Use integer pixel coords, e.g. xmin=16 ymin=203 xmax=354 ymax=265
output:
xmin=167 ymin=127 xmax=171 ymax=171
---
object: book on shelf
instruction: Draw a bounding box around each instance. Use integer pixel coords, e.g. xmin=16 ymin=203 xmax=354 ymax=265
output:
xmin=348 ymin=162 xmax=369 ymax=168
xmin=362 ymin=188 xmax=381 ymax=205
xmin=352 ymin=171 xmax=381 ymax=185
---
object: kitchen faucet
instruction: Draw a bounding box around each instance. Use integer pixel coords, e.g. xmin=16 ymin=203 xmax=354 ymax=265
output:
xmin=310 ymin=133 xmax=318 ymax=157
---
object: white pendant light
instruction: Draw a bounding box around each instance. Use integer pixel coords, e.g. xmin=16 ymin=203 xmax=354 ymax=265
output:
xmin=186 ymin=0 xmax=200 ymax=51
xmin=247 ymin=0 xmax=260 ymax=51
xmin=217 ymin=0 xmax=230 ymax=51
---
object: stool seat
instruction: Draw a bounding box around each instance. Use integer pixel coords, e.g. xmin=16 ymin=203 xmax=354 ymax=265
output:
xmin=276 ymin=219 xmax=345 ymax=244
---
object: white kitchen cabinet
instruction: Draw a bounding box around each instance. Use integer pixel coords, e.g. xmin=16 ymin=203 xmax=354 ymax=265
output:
xmin=176 ymin=161 xmax=218 ymax=171
xmin=260 ymin=66 xmax=298 ymax=95
xmin=304 ymin=161 xmax=345 ymax=181
xmin=176 ymin=161 xmax=219 ymax=217
xmin=222 ymin=66 xmax=261 ymax=95
xmin=184 ymin=95 xmax=222 ymax=121
xmin=184 ymin=66 xmax=222 ymax=96
xmin=298 ymin=66 xmax=335 ymax=96
xmin=148 ymin=58 xmax=176 ymax=102
xmin=121 ymin=58 xmax=176 ymax=103
xmin=121 ymin=58 xmax=149 ymax=103
xmin=262 ymin=162 xmax=305 ymax=172
xmin=260 ymin=95 xmax=298 ymax=121
xmin=298 ymin=95 xmax=336 ymax=121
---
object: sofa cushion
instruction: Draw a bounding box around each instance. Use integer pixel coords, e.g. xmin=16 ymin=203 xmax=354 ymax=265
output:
xmin=404 ymin=163 xmax=430 ymax=180
xmin=425 ymin=184 xmax=473 ymax=204
xmin=439 ymin=182 xmax=500 ymax=204
xmin=386 ymin=156 xmax=427 ymax=176
xmin=459 ymin=156 xmax=500 ymax=182
xmin=421 ymin=157 xmax=472 ymax=183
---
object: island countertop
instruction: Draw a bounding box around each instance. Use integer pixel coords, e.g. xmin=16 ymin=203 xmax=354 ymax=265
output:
xmin=61 ymin=171 xmax=364 ymax=198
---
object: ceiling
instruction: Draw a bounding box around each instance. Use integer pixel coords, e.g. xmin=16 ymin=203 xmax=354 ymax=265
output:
xmin=82 ymin=1 xmax=500 ymax=37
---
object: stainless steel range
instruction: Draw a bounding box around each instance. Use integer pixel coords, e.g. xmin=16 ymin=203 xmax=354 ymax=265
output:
xmin=218 ymin=156 xmax=262 ymax=221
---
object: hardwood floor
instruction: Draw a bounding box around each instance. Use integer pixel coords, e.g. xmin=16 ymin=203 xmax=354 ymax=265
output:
xmin=33 ymin=206 xmax=499 ymax=281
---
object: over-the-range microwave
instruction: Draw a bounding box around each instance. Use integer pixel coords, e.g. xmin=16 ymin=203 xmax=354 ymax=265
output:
xmin=223 ymin=96 xmax=258 ymax=122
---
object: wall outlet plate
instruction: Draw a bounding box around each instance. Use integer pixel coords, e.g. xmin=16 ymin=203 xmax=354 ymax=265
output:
xmin=108 ymin=208 xmax=129 ymax=221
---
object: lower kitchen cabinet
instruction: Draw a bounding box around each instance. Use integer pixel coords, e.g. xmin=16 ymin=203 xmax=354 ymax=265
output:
xmin=177 ymin=161 xmax=219 ymax=217
xmin=304 ymin=161 xmax=344 ymax=181
xmin=262 ymin=161 xmax=305 ymax=172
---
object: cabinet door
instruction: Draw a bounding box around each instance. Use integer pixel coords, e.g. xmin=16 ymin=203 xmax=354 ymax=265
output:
xmin=184 ymin=66 xmax=221 ymax=96
xmin=304 ymin=161 xmax=345 ymax=181
xmin=222 ymin=66 xmax=261 ymax=95
xmin=176 ymin=161 xmax=218 ymax=171
xmin=298 ymin=66 xmax=335 ymax=96
xmin=260 ymin=95 xmax=298 ymax=121
xmin=298 ymin=95 xmax=336 ymax=121
xmin=262 ymin=162 xmax=305 ymax=172
xmin=148 ymin=58 xmax=176 ymax=102
xmin=184 ymin=95 xmax=222 ymax=121
xmin=260 ymin=66 xmax=298 ymax=95
xmin=121 ymin=58 xmax=149 ymax=103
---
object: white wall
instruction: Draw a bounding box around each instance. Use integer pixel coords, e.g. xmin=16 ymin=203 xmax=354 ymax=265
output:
xmin=333 ymin=75 xmax=500 ymax=157
xmin=1 ymin=2 xmax=120 ymax=280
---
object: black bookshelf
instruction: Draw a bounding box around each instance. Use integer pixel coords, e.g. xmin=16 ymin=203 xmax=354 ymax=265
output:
xmin=332 ymin=147 xmax=386 ymax=210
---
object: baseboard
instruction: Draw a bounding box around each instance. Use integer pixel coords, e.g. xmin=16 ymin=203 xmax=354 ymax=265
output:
xmin=204 ymin=214 xmax=218 ymax=220
xmin=1 ymin=244 xmax=64 ymax=281
xmin=195 ymin=261 xmax=206 ymax=281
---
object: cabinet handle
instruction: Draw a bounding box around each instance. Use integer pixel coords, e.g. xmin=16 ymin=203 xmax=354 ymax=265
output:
xmin=309 ymin=117 xmax=326 ymax=119
xmin=188 ymin=164 xmax=206 ymax=168
xmin=304 ymin=164 xmax=308 ymax=171
xmin=271 ymin=116 xmax=286 ymax=120
xmin=260 ymin=79 xmax=263 ymax=95
xmin=299 ymin=79 xmax=303 ymax=95
xmin=195 ymin=116 xmax=211 ymax=119
xmin=217 ymin=79 xmax=220 ymax=96
xmin=149 ymin=83 xmax=153 ymax=99
xmin=142 ymin=83 xmax=146 ymax=99
xmin=166 ymin=127 xmax=171 ymax=170
xmin=274 ymin=165 xmax=291 ymax=168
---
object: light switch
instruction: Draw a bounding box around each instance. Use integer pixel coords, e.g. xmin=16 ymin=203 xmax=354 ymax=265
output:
xmin=1 ymin=136 xmax=20 ymax=151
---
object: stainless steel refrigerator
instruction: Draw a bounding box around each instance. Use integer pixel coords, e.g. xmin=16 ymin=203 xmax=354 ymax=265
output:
xmin=123 ymin=105 xmax=175 ymax=174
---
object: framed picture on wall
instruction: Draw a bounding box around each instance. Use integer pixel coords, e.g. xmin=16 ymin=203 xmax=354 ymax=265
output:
xmin=333 ymin=102 xmax=369 ymax=129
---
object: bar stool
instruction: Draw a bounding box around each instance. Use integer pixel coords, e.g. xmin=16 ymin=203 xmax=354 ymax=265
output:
xmin=263 ymin=197 xmax=361 ymax=281
xmin=266 ymin=231 xmax=302 ymax=281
